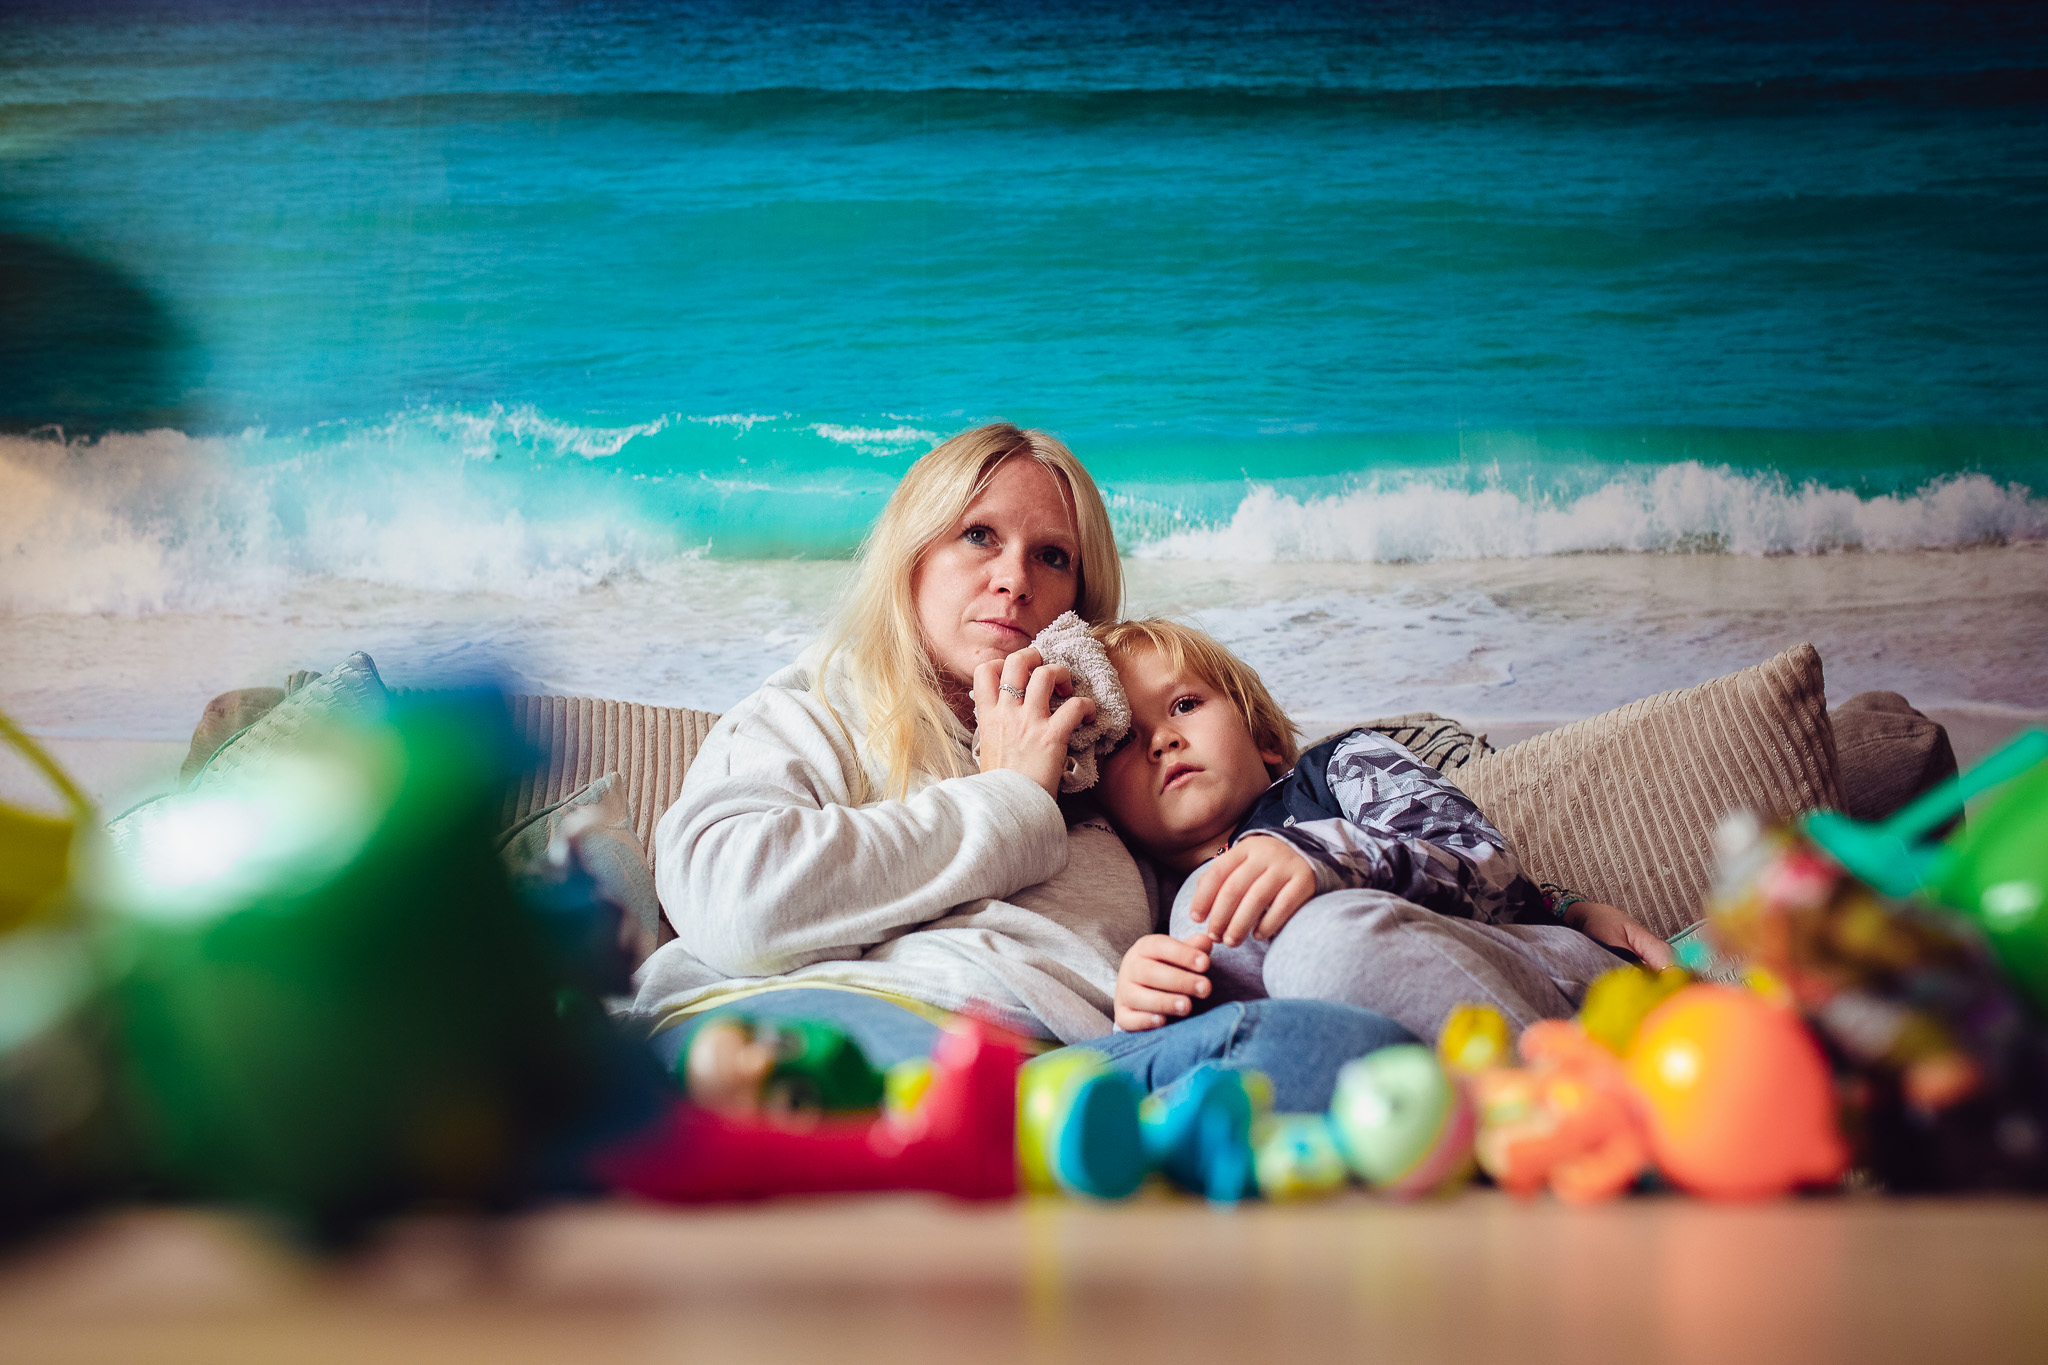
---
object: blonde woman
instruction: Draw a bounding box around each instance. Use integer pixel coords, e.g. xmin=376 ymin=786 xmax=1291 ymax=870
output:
xmin=633 ymin=423 xmax=1412 ymax=1108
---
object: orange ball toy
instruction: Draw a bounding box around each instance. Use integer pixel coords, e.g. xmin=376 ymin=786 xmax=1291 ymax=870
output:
xmin=1626 ymin=986 xmax=1848 ymax=1200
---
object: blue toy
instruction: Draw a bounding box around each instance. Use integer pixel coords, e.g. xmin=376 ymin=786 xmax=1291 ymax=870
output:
xmin=1139 ymin=1064 xmax=1268 ymax=1203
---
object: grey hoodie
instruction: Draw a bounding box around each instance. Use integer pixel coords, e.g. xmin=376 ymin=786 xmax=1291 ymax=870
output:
xmin=630 ymin=652 xmax=1153 ymax=1042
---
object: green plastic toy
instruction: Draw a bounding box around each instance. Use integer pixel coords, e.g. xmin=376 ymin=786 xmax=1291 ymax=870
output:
xmin=85 ymin=694 xmax=631 ymax=1240
xmin=1017 ymin=1048 xmax=1148 ymax=1200
xmin=680 ymin=1016 xmax=886 ymax=1118
xmin=1803 ymin=729 xmax=2048 ymax=1012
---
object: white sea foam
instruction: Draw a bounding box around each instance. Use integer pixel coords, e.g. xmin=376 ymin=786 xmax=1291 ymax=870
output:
xmin=426 ymin=403 xmax=675 ymax=460
xmin=1132 ymin=464 xmax=2048 ymax=561
xmin=5 ymin=427 xmax=2044 ymax=620
xmin=808 ymin=423 xmax=941 ymax=456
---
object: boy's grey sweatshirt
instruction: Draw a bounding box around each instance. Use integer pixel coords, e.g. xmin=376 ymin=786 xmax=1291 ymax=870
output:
xmin=630 ymin=653 xmax=1152 ymax=1043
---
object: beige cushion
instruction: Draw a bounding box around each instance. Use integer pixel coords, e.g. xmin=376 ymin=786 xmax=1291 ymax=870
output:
xmin=500 ymin=695 xmax=722 ymax=877
xmin=1453 ymin=644 xmax=1843 ymax=940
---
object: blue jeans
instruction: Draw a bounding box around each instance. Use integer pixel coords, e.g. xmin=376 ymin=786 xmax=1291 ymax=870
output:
xmin=650 ymin=988 xmax=1414 ymax=1113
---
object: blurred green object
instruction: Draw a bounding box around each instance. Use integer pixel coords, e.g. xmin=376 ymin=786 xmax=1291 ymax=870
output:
xmin=1802 ymin=729 xmax=2047 ymax=900
xmin=86 ymin=693 xmax=625 ymax=1240
xmin=1927 ymin=749 xmax=2048 ymax=1015
xmin=1802 ymin=729 xmax=2048 ymax=1013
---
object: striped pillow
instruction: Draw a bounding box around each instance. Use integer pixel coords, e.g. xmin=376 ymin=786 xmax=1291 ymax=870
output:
xmin=1453 ymin=644 xmax=1842 ymax=940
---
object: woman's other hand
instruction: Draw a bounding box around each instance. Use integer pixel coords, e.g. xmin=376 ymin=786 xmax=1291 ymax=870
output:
xmin=972 ymin=645 xmax=1096 ymax=798
xmin=1115 ymin=931 xmax=1214 ymax=1031
xmin=1566 ymin=901 xmax=1675 ymax=969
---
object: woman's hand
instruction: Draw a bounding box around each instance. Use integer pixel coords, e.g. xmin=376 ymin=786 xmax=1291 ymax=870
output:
xmin=1566 ymin=901 xmax=1675 ymax=969
xmin=972 ymin=645 xmax=1096 ymax=798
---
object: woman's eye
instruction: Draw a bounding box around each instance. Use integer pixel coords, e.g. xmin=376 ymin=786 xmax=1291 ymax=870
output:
xmin=1038 ymin=547 xmax=1072 ymax=571
xmin=963 ymin=525 xmax=994 ymax=547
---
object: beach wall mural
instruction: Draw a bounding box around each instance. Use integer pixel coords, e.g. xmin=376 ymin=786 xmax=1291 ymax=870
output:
xmin=2 ymin=1 xmax=2043 ymax=782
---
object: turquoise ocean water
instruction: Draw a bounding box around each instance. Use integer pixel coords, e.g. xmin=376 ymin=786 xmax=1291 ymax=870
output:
xmin=4 ymin=0 xmax=2047 ymax=611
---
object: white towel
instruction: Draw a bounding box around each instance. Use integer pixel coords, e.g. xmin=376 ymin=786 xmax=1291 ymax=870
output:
xmin=1032 ymin=611 xmax=1132 ymax=793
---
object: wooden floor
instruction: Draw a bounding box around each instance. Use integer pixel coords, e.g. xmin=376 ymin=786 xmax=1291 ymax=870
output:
xmin=3 ymin=1192 xmax=2045 ymax=1364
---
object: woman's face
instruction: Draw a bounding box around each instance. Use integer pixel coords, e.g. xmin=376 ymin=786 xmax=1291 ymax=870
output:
xmin=912 ymin=457 xmax=1082 ymax=689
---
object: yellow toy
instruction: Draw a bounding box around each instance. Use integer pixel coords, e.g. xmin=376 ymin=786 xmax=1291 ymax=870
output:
xmin=1579 ymin=965 xmax=1694 ymax=1055
xmin=1438 ymin=1002 xmax=1512 ymax=1075
xmin=1 ymin=710 xmax=94 ymax=933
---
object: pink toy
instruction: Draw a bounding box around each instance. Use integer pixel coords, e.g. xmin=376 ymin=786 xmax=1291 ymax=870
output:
xmin=596 ymin=1018 xmax=1025 ymax=1202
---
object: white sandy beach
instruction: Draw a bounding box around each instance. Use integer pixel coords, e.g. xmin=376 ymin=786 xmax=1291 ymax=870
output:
xmin=4 ymin=541 xmax=2042 ymax=814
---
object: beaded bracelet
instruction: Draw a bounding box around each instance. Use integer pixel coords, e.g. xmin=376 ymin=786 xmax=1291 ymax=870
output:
xmin=1539 ymin=881 xmax=1589 ymax=921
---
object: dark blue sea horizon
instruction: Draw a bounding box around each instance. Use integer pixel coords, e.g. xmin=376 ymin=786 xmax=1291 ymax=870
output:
xmin=3 ymin=0 xmax=2045 ymax=566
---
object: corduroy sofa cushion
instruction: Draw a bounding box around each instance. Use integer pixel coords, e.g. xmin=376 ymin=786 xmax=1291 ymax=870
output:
xmin=501 ymin=695 xmax=722 ymax=874
xmin=1452 ymin=644 xmax=1843 ymax=940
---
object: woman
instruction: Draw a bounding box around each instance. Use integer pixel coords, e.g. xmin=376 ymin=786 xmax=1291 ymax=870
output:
xmin=631 ymin=422 xmax=1653 ymax=1108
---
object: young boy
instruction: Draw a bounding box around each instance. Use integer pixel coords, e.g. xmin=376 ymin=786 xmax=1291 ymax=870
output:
xmin=1090 ymin=618 xmax=1668 ymax=1041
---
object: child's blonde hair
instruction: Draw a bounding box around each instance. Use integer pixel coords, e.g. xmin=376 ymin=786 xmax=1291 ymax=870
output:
xmin=821 ymin=422 xmax=1122 ymax=801
xmin=1092 ymin=618 xmax=1299 ymax=778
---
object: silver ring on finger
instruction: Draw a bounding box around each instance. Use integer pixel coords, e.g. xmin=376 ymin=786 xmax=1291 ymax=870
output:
xmin=999 ymin=683 xmax=1026 ymax=700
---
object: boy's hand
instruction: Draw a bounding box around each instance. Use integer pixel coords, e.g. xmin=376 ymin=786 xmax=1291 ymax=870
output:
xmin=1115 ymin=932 xmax=1214 ymax=1032
xmin=1186 ymin=836 xmax=1318 ymax=947
xmin=1566 ymin=901 xmax=1676 ymax=970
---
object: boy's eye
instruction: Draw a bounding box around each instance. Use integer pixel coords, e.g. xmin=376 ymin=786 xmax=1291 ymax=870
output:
xmin=1171 ymin=696 xmax=1202 ymax=716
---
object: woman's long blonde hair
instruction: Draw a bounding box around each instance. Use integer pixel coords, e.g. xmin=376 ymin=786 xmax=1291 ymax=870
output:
xmin=820 ymin=422 xmax=1122 ymax=801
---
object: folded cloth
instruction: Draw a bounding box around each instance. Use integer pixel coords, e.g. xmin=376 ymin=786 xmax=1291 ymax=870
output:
xmin=1031 ymin=611 xmax=1132 ymax=793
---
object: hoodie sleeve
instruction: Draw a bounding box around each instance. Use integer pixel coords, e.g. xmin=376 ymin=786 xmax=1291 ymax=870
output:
xmin=651 ymin=683 xmax=1073 ymax=978
xmin=1239 ymin=729 xmax=1540 ymax=924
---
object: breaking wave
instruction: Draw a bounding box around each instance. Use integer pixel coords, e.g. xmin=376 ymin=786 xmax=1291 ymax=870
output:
xmin=1129 ymin=464 xmax=2048 ymax=562
xmin=4 ymin=419 xmax=2044 ymax=615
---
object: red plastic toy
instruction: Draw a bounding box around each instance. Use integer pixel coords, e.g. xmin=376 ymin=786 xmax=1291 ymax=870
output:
xmin=595 ymin=1018 xmax=1025 ymax=1202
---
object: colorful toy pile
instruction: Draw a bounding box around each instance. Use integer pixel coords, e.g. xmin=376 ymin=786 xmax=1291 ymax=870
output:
xmin=6 ymin=695 xmax=2042 ymax=1232
xmin=1700 ymin=730 xmax=2048 ymax=1191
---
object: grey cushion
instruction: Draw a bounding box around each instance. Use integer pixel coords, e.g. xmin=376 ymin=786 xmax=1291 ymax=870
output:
xmin=186 ymin=652 xmax=389 ymax=793
xmin=1830 ymin=690 xmax=1959 ymax=826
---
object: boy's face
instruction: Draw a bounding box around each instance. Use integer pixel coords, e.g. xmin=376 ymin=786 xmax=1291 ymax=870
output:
xmin=1098 ymin=645 xmax=1285 ymax=872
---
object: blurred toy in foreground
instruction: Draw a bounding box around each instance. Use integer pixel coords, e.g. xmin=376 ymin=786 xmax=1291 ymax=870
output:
xmin=0 ymin=710 xmax=126 ymax=1242
xmin=1329 ymin=1044 xmax=1475 ymax=1198
xmin=1626 ymin=985 xmax=1848 ymax=1199
xmin=1470 ymin=1017 xmax=1648 ymax=1204
xmin=1143 ymin=1064 xmax=1268 ymax=1203
xmin=1801 ymin=728 xmax=2048 ymax=1014
xmin=1253 ymin=1112 xmax=1351 ymax=1202
xmin=84 ymin=694 xmax=658 ymax=1241
xmin=1019 ymin=1049 xmax=1149 ymax=1200
xmin=1710 ymin=728 xmax=2048 ymax=1190
xmin=1709 ymin=802 xmax=2048 ymax=1190
xmin=600 ymin=1018 xmax=1025 ymax=1202
xmin=681 ymin=1017 xmax=886 ymax=1123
